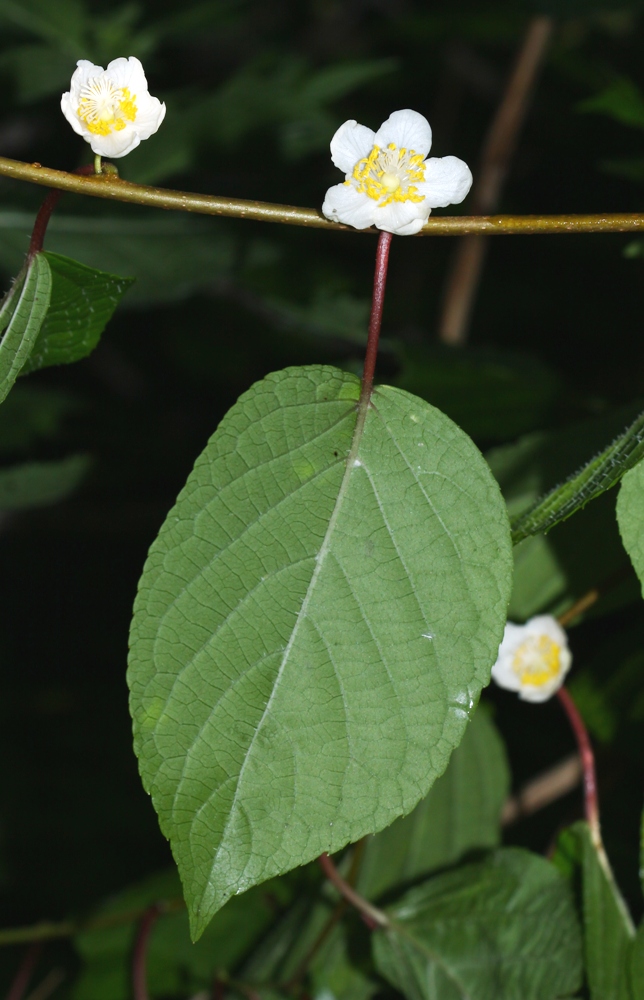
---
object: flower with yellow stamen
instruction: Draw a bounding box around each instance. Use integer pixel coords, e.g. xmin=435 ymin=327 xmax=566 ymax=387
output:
xmin=322 ymin=109 xmax=472 ymax=236
xmin=61 ymin=57 xmax=165 ymax=159
xmin=491 ymin=615 xmax=572 ymax=703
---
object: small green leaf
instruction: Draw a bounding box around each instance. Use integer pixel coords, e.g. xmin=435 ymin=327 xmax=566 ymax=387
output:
xmin=616 ymin=459 xmax=644 ymax=596
xmin=0 ymin=454 xmax=89 ymax=510
xmin=128 ymin=365 xmax=512 ymax=938
xmin=556 ymin=821 xmax=634 ymax=1000
xmin=510 ymin=406 xmax=644 ymax=544
xmin=20 ymin=252 xmax=133 ymax=375
xmin=372 ymin=848 xmax=583 ymax=1000
xmin=0 ymin=254 xmax=52 ymax=404
xmin=357 ymin=706 xmax=510 ymax=901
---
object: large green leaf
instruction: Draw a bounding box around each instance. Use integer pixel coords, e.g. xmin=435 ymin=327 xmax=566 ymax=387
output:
xmin=617 ymin=459 xmax=644 ymax=596
xmin=128 ymin=364 xmax=512 ymax=938
xmin=357 ymin=706 xmax=510 ymax=901
xmin=20 ymin=252 xmax=133 ymax=375
xmin=0 ymin=253 xmax=51 ymax=404
xmin=510 ymin=406 xmax=644 ymax=544
xmin=554 ymin=821 xmax=634 ymax=1000
xmin=372 ymin=848 xmax=582 ymax=1000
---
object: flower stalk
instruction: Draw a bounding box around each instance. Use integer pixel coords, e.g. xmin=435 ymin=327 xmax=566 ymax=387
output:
xmin=361 ymin=230 xmax=393 ymax=398
xmin=556 ymin=686 xmax=601 ymax=846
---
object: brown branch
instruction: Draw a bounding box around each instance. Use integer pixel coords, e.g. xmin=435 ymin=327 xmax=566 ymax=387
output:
xmin=438 ymin=16 xmax=554 ymax=344
xmin=0 ymin=157 xmax=642 ymax=234
xmin=501 ymin=752 xmax=582 ymax=825
xmin=318 ymin=854 xmax=388 ymax=929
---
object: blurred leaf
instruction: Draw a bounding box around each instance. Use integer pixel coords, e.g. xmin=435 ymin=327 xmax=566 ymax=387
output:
xmin=554 ymin=822 xmax=634 ymax=1000
xmin=0 ymin=384 xmax=81 ymax=454
xmin=372 ymin=848 xmax=583 ymax=1000
xmin=601 ymin=157 xmax=644 ymax=183
xmin=128 ymin=365 xmax=512 ymax=938
xmin=20 ymin=252 xmax=133 ymax=374
xmin=509 ymin=406 xmax=644 ymax=544
xmin=0 ymin=0 xmax=87 ymax=52
xmin=567 ymin=670 xmax=618 ymax=743
xmin=194 ymin=55 xmax=396 ymax=158
xmin=0 ymin=210 xmax=236 ymax=306
xmin=0 ymin=43 xmax=74 ymax=102
xmin=396 ymin=346 xmax=560 ymax=443
xmin=356 ymin=707 xmax=510 ymax=901
xmin=579 ymin=77 xmax=644 ymax=130
xmin=0 ymin=254 xmax=51 ymax=405
xmin=73 ymin=868 xmax=295 ymax=1000
xmin=617 ymin=459 xmax=644 ymax=596
xmin=0 ymin=453 xmax=89 ymax=510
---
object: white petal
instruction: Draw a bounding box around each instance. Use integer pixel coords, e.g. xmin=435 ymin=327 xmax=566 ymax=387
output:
xmin=329 ymin=120 xmax=376 ymax=174
xmin=130 ymin=95 xmax=166 ymax=139
xmin=417 ymin=156 xmax=473 ymax=208
xmin=69 ymin=59 xmax=104 ymax=93
xmin=105 ymin=56 xmax=148 ymax=94
xmin=89 ymin=127 xmax=141 ymax=158
xmin=374 ymin=110 xmax=432 ymax=157
xmin=524 ymin=615 xmax=568 ymax=648
xmin=60 ymin=92 xmax=86 ymax=137
xmin=373 ymin=198 xmax=428 ymax=236
xmin=491 ymin=654 xmax=522 ymax=692
xmin=322 ymin=183 xmax=376 ymax=230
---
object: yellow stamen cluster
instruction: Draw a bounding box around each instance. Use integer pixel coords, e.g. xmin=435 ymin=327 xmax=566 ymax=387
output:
xmin=350 ymin=143 xmax=425 ymax=207
xmin=512 ymin=635 xmax=562 ymax=688
xmin=78 ymin=78 xmax=137 ymax=136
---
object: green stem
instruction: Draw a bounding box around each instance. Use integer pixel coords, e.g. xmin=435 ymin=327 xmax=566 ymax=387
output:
xmin=0 ymin=156 xmax=643 ymax=234
xmin=93 ymin=154 xmax=102 ymax=176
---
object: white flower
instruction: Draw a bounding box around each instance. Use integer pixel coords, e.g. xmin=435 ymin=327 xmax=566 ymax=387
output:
xmin=491 ymin=615 xmax=572 ymax=703
xmin=61 ymin=57 xmax=165 ymax=158
xmin=322 ymin=109 xmax=473 ymax=236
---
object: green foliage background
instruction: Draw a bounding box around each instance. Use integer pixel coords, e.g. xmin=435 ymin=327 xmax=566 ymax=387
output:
xmin=0 ymin=0 xmax=643 ymax=996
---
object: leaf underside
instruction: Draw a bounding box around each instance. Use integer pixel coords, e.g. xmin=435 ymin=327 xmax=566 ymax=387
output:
xmin=0 ymin=254 xmax=52 ymax=404
xmin=128 ymin=365 xmax=512 ymax=939
xmin=511 ymin=406 xmax=644 ymax=544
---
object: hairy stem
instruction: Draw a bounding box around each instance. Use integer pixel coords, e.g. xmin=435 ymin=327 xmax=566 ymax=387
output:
xmin=361 ymin=231 xmax=393 ymax=399
xmin=318 ymin=854 xmax=388 ymax=929
xmin=439 ymin=16 xmax=554 ymax=345
xmin=0 ymin=157 xmax=643 ymax=234
xmin=556 ymin=686 xmax=601 ymax=846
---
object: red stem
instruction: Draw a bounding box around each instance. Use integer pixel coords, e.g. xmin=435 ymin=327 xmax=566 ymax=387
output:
xmin=557 ymin=686 xmax=601 ymax=842
xmin=5 ymin=944 xmax=40 ymax=1000
xmin=360 ymin=230 xmax=393 ymax=399
xmin=317 ymin=853 xmax=387 ymax=929
xmin=27 ymin=164 xmax=96 ymax=259
xmin=131 ymin=905 xmax=160 ymax=1000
